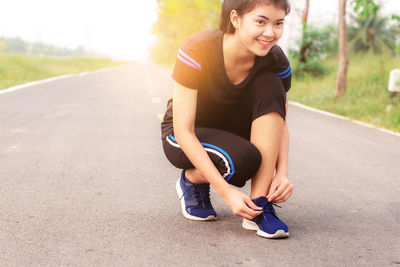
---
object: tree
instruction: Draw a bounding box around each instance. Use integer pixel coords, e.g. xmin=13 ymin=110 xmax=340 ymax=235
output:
xmin=299 ymin=0 xmax=311 ymax=63
xmin=151 ymin=0 xmax=221 ymax=65
xmin=351 ymin=0 xmax=380 ymax=19
xmin=289 ymin=24 xmax=337 ymax=77
xmin=334 ymin=0 xmax=349 ymax=98
xmin=334 ymin=0 xmax=381 ymax=97
xmin=348 ymin=14 xmax=399 ymax=54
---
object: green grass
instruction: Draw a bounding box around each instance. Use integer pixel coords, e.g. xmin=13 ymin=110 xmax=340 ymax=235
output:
xmin=290 ymin=53 xmax=400 ymax=133
xmin=0 ymin=53 xmax=130 ymax=90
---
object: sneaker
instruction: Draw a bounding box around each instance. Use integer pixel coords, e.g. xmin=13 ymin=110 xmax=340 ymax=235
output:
xmin=242 ymin=196 xmax=289 ymax=238
xmin=176 ymin=170 xmax=217 ymax=221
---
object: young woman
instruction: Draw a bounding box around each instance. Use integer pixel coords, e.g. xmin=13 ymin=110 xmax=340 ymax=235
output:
xmin=161 ymin=0 xmax=293 ymax=239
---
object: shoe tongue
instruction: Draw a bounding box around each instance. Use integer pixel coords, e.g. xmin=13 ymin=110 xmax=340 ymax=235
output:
xmin=252 ymin=196 xmax=268 ymax=206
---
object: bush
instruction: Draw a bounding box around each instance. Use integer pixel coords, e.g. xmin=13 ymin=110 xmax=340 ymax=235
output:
xmin=290 ymin=56 xmax=329 ymax=77
xmin=289 ymin=24 xmax=337 ymax=77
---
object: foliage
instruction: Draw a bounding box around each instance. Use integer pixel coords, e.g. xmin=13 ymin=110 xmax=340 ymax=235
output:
xmin=289 ymin=24 xmax=337 ymax=77
xmin=392 ymin=14 xmax=400 ymax=24
xmin=0 ymin=37 xmax=92 ymax=57
xmin=290 ymin=56 xmax=329 ymax=78
xmin=348 ymin=14 xmax=399 ymax=54
xmin=392 ymin=14 xmax=400 ymax=55
xmin=290 ymin=53 xmax=400 ymax=133
xmin=151 ymin=0 xmax=221 ymax=66
xmin=350 ymin=0 xmax=380 ymax=19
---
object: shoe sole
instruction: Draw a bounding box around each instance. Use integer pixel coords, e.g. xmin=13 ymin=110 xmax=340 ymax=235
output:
xmin=176 ymin=178 xmax=217 ymax=221
xmin=242 ymin=219 xmax=289 ymax=239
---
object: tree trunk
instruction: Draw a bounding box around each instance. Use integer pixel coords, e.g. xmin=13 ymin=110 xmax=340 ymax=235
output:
xmin=300 ymin=0 xmax=310 ymax=63
xmin=302 ymin=0 xmax=310 ymax=27
xmin=335 ymin=0 xmax=349 ymax=98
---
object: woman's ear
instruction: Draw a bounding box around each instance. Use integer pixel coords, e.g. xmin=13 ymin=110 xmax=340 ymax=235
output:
xmin=230 ymin=10 xmax=240 ymax=30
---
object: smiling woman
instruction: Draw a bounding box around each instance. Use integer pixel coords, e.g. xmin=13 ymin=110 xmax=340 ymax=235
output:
xmin=160 ymin=0 xmax=294 ymax=240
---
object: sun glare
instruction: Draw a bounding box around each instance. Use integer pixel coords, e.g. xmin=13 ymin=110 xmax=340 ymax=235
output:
xmin=0 ymin=0 xmax=158 ymax=61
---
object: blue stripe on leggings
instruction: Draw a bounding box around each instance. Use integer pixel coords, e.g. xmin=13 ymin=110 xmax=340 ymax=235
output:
xmin=168 ymin=134 xmax=235 ymax=182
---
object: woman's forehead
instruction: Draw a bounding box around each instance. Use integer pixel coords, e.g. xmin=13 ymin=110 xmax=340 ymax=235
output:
xmin=244 ymin=3 xmax=286 ymax=19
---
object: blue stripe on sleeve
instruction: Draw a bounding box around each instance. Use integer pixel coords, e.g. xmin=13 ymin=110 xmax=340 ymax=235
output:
xmin=179 ymin=48 xmax=202 ymax=70
xmin=177 ymin=54 xmax=200 ymax=70
xmin=279 ymin=70 xmax=291 ymax=79
xmin=277 ymin=65 xmax=291 ymax=77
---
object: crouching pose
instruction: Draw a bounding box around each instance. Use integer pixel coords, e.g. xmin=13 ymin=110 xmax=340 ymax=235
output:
xmin=161 ymin=0 xmax=293 ymax=238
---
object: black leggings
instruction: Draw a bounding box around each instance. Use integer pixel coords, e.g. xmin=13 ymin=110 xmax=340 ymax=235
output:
xmin=162 ymin=127 xmax=262 ymax=187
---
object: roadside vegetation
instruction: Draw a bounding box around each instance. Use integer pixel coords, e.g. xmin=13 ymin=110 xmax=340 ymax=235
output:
xmin=291 ymin=53 xmax=400 ymax=132
xmin=0 ymin=54 xmax=128 ymax=90
xmin=151 ymin=0 xmax=400 ymax=133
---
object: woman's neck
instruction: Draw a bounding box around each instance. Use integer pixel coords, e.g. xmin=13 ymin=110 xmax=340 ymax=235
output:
xmin=223 ymin=33 xmax=256 ymax=70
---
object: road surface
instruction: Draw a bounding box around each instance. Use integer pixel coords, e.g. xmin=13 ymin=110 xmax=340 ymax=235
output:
xmin=1 ymin=64 xmax=399 ymax=266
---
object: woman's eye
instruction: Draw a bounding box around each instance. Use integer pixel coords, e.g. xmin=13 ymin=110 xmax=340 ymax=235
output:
xmin=257 ymin=20 xmax=264 ymax=25
xmin=276 ymin=22 xmax=283 ymax=26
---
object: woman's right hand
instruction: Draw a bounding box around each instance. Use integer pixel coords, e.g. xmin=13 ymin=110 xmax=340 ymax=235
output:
xmin=222 ymin=187 xmax=262 ymax=220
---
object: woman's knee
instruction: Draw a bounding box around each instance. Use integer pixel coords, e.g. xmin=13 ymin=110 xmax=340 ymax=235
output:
xmin=227 ymin=142 xmax=262 ymax=187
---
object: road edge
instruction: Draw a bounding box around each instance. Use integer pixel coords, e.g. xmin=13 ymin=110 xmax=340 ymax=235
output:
xmin=1 ymin=66 xmax=398 ymax=138
xmin=289 ymin=100 xmax=400 ymax=138
xmin=0 ymin=65 xmax=128 ymax=95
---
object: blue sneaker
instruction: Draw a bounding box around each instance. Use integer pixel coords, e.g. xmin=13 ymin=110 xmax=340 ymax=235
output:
xmin=242 ymin=196 xmax=289 ymax=238
xmin=176 ymin=170 xmax=217 ymax=221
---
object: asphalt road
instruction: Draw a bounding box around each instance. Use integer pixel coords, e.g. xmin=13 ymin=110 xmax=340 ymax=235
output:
xmin=1 ymin=63 xmax=399 ymax=266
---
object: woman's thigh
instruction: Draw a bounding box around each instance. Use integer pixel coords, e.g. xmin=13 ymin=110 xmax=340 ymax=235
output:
xmin=162 ymin=127 xmax=262 ymax=187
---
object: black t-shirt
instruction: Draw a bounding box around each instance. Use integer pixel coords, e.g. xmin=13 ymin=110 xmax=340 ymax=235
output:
xmin=161 ymin=29 xmax=292 ymax=139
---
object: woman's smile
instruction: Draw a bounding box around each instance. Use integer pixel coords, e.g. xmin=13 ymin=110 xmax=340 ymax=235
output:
xmin=256 ymin=38 xmax=275 ymax=48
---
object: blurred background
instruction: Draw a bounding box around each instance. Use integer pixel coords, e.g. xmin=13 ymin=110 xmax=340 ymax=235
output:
xmin=1 ymin=0 xmax=400 ymax=131
xmin=1 ymin=0 xmax=398 ymax=61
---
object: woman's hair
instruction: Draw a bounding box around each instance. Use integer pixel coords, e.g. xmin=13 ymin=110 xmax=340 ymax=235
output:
xmin=219 ymin=0 xmax=291 ymax=33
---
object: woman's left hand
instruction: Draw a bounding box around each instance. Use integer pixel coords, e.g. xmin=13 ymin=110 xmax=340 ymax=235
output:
xmin=267 ymin=174 xmax=293 ymax=203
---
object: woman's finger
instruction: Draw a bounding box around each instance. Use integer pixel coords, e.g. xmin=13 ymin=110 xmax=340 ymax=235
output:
xmin=274 ymin=185 xmax=293 ymax=203
xmin=268 ymin=182 xmax=287 ymax=202
xmin=281 ymin=187 xmax=294 ymax=202
xmin=245 ymin=197 xmax=262 ymax=211
xmin=239 ymin=199 xmax=260 ymax=218
xmin=267 ymin=182 xmax=279 ymax=198
xmin=238 ymin=210 xmax=256 ymax=220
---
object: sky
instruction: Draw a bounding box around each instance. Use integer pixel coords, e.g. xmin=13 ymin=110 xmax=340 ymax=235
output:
xmin=0 ymin=0 xmax=158 ymax=61
xmin=1 ymin=0 xmax=399 ymax=61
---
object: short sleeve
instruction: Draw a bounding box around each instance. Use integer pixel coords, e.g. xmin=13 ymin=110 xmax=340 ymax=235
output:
xmin=270 ymin=46 xmax=292 ymax=92
xmin=171 ymin=39 xmax=202 ymax=90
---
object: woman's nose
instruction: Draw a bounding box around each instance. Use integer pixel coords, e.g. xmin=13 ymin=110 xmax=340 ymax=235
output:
xmin=262 ymin=25 xmax=274 ymax=37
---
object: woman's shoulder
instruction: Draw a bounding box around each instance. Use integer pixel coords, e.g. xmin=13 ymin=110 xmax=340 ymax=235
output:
xmin=172 ymin=29 xmax=222 ymax=90
xmin=186 ymin=29 xmax=223 ymax=43
xmin=181 ymin=29 xmax=223 ymax=51
xmin=257 ymin=45 xmax=292 ymax=91
xmin=260 ymin=45 xmax=289 ymax=67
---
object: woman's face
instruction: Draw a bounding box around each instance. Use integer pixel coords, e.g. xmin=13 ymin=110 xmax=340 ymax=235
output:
xmin=233 ymin=3 xmax=286 ymax=57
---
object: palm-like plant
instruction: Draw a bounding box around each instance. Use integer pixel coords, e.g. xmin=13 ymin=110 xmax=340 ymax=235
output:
xmin=348 ymin=14 xmax=399 ymax=54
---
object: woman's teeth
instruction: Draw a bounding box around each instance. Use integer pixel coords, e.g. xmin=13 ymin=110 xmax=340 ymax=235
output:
xmin=258 ymin=39 xmax=272 ymax=45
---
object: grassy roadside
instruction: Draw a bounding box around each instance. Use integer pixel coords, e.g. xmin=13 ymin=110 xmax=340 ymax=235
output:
xmin=290 ymin=53 xmax=400 ymax=133
xmin=0 ymin=53 xmax=130 ymax=90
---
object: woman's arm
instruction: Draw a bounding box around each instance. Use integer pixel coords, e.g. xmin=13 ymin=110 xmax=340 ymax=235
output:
xmin=267 ymin=93 xmax=293 ymax=203
xmin=275 ymin=120 xmax=289 ymax=177
xmin=172 ymin=82 xmax=229 ymax=196
xmin=173 ymin=82 xmax=262 ymax=219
